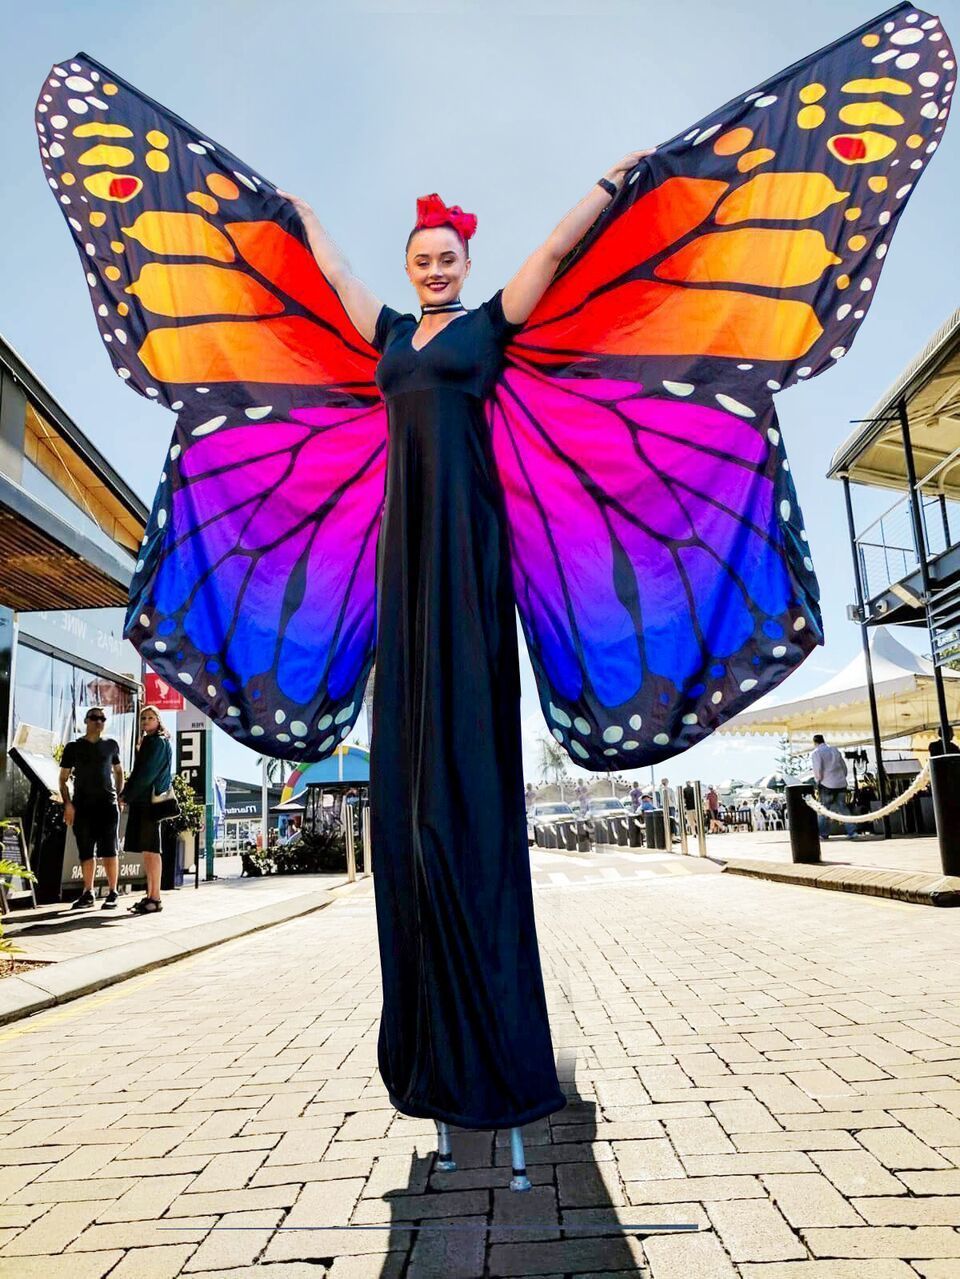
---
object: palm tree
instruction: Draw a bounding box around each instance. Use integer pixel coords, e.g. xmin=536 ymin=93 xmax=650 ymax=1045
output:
xmin=538 ymin=737 xmax=569 ymax=801
xmin=257 ymin=756 xmax=292 ymax=787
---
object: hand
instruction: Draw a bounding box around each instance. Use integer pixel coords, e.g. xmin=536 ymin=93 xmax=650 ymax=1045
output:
xmin=64 ymin=801 xmax=75 ymax=828
xmin=276 ymin=189 xmax=315 ymax=221
xmin=604 ymin=149 xmax=655 ymax=189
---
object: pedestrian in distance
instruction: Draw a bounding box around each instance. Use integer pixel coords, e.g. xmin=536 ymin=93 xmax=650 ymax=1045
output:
xmin=810 ymin=733 xmax=858 ymax=840
xmin=121 ymin=705 xmax=174 ymax=914
xmin=59 ymin=707 xmax=124 ymax=909
xmin=705 ymin=786 xmax=724 ymax=834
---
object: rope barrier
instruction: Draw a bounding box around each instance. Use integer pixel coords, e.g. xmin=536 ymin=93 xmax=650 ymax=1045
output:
xmin=803 ymin=763 xmax=931 ymax=824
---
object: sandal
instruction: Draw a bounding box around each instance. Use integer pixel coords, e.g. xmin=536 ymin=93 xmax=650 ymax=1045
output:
xmin=129 ymin=897 xmax=163 ymax=914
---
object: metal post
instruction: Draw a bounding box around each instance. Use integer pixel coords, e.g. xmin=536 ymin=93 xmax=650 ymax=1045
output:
xmin=260 ymin=756 xmax=269 ymax=852
xmin=939 ymin=494 xmax=951 ymax=549
xmin=692 ymin=781 xmax=707 ymax=856
xmin=677 ymin=785 xmax=689 ymax=856
xmin=842 ymin=477 xmax=891 ymax=838
xmin=362 ymin=799 xmax=372 ymax=876
xmin=660 ymin=784 xmax=673 ymax=852
xmin=899 ymin=397 xmax=953 ymax=744
xmin=344 ymin=807 xmax=357 ymax=882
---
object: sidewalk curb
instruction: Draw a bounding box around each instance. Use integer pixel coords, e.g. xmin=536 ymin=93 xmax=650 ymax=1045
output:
xmin=721 ymin=858 xmax=960 ymax=905
xmin=0 ymin=877 xmax=365 ymax=1027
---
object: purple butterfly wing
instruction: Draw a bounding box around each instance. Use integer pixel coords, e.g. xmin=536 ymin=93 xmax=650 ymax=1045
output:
xmin=128 ymin=403 xmax=386 ymax=757
xmin=490 ymin=366 xmax=816 ymax=767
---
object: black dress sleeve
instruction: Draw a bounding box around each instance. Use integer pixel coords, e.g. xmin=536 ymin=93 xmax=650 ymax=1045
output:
xmin=481 ymin=289 xmax=524 ymax=347
xmin=371 ymin=303 xmax=408 ymax=354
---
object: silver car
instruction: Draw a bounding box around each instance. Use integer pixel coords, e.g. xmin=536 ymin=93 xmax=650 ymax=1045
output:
xmin=527 ymin=801 xmax=576 ymax=845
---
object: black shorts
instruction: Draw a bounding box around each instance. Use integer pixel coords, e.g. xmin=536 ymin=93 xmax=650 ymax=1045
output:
xmin=123 ymin=801 xmax=163 ymax=854
xmin=74 ymin=802 xmax=119 ymax=861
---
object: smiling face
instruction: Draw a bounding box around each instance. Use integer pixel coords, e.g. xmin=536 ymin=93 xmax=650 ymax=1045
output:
xmin=405 ymin=225 xmax=470 ymax=308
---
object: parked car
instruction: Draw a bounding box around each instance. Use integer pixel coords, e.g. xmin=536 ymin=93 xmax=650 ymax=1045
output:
xmin=586 ymin=798 xmax=629 ymax=817
xmin=527 ymin=801 xmax=576 ymax=844
xmin=586 ymin=797 xmax=632 ymax=845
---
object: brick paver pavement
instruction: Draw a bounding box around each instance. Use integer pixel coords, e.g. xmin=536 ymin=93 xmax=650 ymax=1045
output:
xmin=1 ymin=866 xmax=959 ymax=1276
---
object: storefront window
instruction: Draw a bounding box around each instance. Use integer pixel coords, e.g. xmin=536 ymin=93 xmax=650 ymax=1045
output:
xmin=12 ymin=645 xmax=54 ymax=736
xmin=12 ymin=642 xmax=137 ymax=766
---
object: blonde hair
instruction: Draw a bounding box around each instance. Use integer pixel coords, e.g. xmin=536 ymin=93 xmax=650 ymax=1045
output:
xmin=138 ymin=704 xmax=170 ymax=740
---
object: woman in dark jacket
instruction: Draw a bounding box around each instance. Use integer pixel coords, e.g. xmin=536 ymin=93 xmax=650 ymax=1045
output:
xmin=122 ymin=704 xmax=174 ymax=913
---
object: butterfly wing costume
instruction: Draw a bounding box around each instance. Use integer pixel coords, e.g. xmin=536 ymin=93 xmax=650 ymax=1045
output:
xmin=38 ymin=3 xmax=953 ymax=1128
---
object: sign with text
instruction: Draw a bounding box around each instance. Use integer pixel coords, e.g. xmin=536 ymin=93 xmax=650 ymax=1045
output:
xmin=176 ymin=707 xmax=214 ymax=876
xmin=144 ymin=671 xmax=184 ymax=712
xmin=1 ymin=820 xmax=36 ymax=909
xmin=60 ymin=816 xmax=145 ymax=891
xmin=176 ymin=707 xmax=211 ymax=804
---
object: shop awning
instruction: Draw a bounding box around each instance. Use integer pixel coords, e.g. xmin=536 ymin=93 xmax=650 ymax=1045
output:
xmin=0 ymin=472 xmax=135 ymax=610
xmin=0 ymin=335 xmax=147 ymax=612
xmin=828 ymin=308 xmax=960 ymax=497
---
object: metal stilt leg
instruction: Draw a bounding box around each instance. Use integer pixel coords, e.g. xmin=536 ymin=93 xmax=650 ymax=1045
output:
xmin=509 ymin=1125 xmax=531 ymax=1191
xmin=434 ymin=1119 xmax=456 ymax=1172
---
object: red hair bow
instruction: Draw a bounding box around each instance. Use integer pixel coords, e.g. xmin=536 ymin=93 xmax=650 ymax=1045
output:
xmin=415 ymin=192 xmax=478 ymax=242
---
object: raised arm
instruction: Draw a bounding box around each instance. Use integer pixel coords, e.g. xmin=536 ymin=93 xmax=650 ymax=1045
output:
xmin=500 ymin=149 xmax=654 ymax=327
xmin=278 ymin=192 xmax=384 ymax=345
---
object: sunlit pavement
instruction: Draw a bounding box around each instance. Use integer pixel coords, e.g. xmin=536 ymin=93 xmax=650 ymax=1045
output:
xmin=706 ymin=829 xmax=948 ymax=876
xmin=1 ymin=855 xmax=959 ymax=1277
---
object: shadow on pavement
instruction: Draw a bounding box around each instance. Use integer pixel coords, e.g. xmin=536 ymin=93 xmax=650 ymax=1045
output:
xmin=371 ymin=1046 xmax=654 ymax=1275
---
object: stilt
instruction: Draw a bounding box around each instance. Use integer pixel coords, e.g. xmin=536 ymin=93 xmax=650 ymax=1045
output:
xmin=509 ymin=1125 xmax=531 ymax=1191
xmin=434 ymin=1119 xmax=456 ymax=1172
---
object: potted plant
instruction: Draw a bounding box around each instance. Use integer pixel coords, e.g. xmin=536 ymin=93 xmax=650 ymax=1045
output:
xmin=171 ymin=774 xmax=204 ymax=875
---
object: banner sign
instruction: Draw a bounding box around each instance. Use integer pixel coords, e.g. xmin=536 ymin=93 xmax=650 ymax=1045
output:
xmin=144 ymin=670 xmax=185 ymax=711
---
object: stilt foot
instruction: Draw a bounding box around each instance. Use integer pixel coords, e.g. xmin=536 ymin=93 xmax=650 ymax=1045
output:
xmin=434 ymin=1119 xmax=456 ymax=1172
xmin=508 ymin=1125 xmax=530 ymax=1191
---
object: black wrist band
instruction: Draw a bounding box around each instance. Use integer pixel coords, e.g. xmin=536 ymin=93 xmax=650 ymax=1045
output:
xmin=597 ymin=177 xmax=618 ymax=198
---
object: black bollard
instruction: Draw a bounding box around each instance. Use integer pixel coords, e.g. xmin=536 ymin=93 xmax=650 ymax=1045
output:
xmin=929 ymin=754 xmax=960 ymax=876
xmin=628 ymin=815 xmax=643 ymax=847
xmin=644 ymin=810 xmax=665 ymax=850
xmin=577 ymin=820 xmax=592 ymax=852
xmin=786 ymin=783 xmax=820 ymax=863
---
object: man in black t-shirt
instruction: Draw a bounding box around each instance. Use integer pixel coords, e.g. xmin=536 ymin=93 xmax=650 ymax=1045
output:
xmin=59 ymin=707 xmax=125 ymax=909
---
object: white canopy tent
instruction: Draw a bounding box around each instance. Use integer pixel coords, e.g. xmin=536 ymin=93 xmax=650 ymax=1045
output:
xmin=718 ymin=627 xmax=960 ymax=749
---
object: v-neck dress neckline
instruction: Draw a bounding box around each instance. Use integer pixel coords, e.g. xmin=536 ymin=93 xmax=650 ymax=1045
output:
xmin=409 ymin=310 xmax=469 ymax=354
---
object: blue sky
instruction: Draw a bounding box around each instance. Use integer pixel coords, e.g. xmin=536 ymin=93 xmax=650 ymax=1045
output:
xmin=2 ymin=0 xmax=958 ymax=787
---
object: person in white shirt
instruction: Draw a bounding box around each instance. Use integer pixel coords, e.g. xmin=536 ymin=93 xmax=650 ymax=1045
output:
xmin=810 ymin=734 xmax=857 ymax=839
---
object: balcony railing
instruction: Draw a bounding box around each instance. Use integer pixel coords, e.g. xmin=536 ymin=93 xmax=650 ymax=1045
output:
xmin=855 ymin=480 xmax=960 ymax=603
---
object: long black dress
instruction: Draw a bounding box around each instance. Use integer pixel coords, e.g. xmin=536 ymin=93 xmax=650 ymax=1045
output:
xmin=369 ymin=289 xmax=567 ymax=1131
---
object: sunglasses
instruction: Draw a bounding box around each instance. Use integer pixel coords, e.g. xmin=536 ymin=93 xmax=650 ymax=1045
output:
xmin=86 ymin=715 xmax=106 ymax=722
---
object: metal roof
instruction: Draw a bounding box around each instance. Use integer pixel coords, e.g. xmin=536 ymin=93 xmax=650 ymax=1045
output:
xmin=828 ymin=307 xmax=960 ymax=498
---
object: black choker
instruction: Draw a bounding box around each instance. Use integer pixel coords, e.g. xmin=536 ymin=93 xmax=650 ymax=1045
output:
xmin=420 ymin=300 xmax=466 ymax=315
